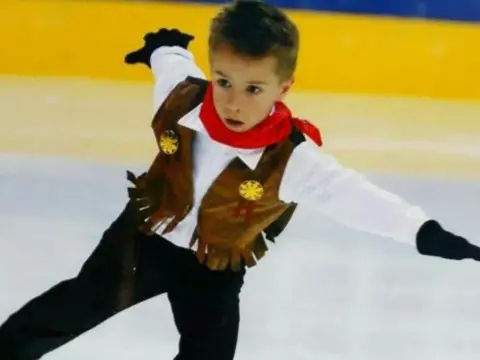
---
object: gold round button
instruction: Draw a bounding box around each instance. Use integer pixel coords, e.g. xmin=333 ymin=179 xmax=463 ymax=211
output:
xmin=159 ymin=130 xmax=179 ymax=155
xmin=239 ymin=180 xmax=264 ymax=201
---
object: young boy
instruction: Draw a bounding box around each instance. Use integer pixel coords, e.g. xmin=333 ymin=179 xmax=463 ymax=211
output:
xmin=0 ymin=1 xmax=479 ymax=359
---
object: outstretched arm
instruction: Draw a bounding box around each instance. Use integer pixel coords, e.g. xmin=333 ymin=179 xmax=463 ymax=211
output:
xmin=150 ymin=46 xmax=206 ymax=111
xmin=124 ymin=28 xmax=206 ymax=111
xmin=279 ymin=140 xmax=480 ymax=260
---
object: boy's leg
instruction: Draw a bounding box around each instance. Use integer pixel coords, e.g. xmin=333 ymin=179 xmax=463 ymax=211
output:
xmin=0 ymin=203 xmax=179 ymax=360
xmin=168 ymin=258 xmax=246 ymax=360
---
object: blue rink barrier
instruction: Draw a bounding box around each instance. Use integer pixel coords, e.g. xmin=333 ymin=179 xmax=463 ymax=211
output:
xmin=185 ymin=0 xmax=480 ymax=23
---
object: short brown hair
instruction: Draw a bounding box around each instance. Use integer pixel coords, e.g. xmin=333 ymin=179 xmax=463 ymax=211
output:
xmin=209 ymin=0 xmax=299 ymax=80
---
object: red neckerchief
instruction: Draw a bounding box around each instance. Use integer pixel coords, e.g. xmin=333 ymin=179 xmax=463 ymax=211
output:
xmin=199 ymin=82 xmax=322 ymax=149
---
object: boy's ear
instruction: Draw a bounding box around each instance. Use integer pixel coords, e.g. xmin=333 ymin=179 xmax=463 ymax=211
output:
xmin=279 ymin=77 xmax=294 ymax=100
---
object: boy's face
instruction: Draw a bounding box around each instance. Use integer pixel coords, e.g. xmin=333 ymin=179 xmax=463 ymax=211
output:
xmin=209 ymin=43 xmax=294 ymax=133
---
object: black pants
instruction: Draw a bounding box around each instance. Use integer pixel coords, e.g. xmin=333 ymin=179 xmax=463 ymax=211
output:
xmin=0 ymin=205 xmax=245 ymax=359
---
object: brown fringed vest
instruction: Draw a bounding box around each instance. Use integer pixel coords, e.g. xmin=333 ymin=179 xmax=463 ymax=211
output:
xmin=127 ymin=77 xmax=306 ymax=271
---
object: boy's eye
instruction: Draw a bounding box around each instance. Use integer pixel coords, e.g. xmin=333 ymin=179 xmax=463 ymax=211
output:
xmin=246 ymin=85 xmax=262 ymax=95
xmin=216 ymin=78 xmax=231 ymax=88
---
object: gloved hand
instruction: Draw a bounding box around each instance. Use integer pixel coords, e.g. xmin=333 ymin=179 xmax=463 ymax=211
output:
xmin=416 ymin=220 xmax=480 ymax=261
xmin=126 ymin=170 xmax=162 ymax=232
xmin=124 ymin=28 xmax=195 ymax=67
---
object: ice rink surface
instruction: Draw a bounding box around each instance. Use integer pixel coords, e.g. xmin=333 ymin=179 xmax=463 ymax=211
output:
xmin=1 ymin=76 xmax=480 ymax=359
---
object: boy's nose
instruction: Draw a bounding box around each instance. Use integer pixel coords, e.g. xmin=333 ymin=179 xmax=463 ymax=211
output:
xmin=225 ymin=103 xmax=240 ymax=113
xmin=225 ymin=93 xmax=242 ymax=113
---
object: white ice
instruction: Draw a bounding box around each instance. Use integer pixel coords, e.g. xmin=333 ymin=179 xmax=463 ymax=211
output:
xmin=1 ymin=153 xmax=480 ymax=360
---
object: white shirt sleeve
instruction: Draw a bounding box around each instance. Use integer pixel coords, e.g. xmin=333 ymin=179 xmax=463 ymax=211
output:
xmin=150 ymin=46 xmax=206 ymax=112
xmin=278 ymin=139 xmax=430 ymax=246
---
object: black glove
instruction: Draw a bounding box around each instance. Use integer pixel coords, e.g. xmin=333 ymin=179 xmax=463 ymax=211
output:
xmin=124 ymin=28 xmax=195 ymax=67
xmin=416 ymin=220 xmax=480 ymax=261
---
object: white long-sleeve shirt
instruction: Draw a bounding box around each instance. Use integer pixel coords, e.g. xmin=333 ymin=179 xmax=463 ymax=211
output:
xmin=150 ymin=46 xmax=430 ymax=249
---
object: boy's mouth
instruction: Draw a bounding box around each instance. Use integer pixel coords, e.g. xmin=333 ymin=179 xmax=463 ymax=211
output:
xmin=224 ymin=118 xmax=244 ymax=127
